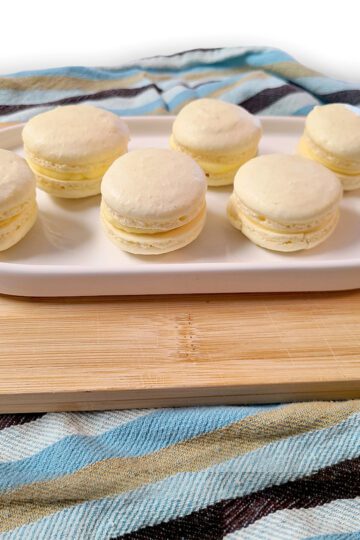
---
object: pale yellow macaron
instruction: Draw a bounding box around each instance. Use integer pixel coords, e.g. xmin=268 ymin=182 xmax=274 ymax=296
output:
xmin=0 ymin=149 xmax=37 ymax=251
xmin=101 ymin=148 xmax=207 ymax=254
xmin=298 ymin=104 xmax=360 ymax=191
xmin=228 ymin=154 xmax=342 ymax=252
xmin=22 ymin=105 xmax=130 ymax=198
xmin=170 ymin=98 xmax=262 ymax=187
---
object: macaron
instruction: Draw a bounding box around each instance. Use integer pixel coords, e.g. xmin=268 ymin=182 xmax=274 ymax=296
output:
xmin=298 ymin=104 xmax=360 ymax=191
xmin=0 ymin=149 xmax=37 ymax=251
xmin=170 ymin=98 xmax=262 ymax=187
xmin=227 ymin=154 xmax=342 ymax=252
xmin=22 ymin=105 xmax=130 ymax=198
xmin=101 ymin=148 xmax=207 ymax=255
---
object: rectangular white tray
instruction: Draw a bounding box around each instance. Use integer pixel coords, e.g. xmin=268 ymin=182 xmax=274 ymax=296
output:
xmin=0 ymin=116 xmax=359 ymax=297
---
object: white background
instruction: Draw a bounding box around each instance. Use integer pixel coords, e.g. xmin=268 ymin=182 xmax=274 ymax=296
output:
xmin=0 ymin=0 xmax=359 ymax=81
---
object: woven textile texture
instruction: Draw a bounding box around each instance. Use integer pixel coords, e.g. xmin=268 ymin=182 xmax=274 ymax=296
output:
xmin=0 ymin=403 xmax=360 ymax=539
xmin=0 ymin=47 xmax=360 ymax=539
xmin=0 ymin=46 xmax=359 ymax=122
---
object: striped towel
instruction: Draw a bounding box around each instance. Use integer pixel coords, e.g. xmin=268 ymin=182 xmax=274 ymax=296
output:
xmin=0 ymin=46 xmax=359 ymax=122
xmin=0 ymin=403 xmax=360 ymax=539
xmin=1 ymin=48 xmax=360 ymax=539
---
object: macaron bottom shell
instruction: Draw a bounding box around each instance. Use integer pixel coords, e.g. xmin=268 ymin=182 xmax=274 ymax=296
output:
xmin=101 ymin=205 xmax=206 ymax=255
xmin=334 ymin=171 xmax=360 ymax=191
xmin=0 ymin=199 xmax=37 ymax=251
xmin=35 ymin=172 xmax=102 ymax=199
xmin=170 ymin=136 xmax=257 ymax=187
xmin=298 ymin=136 xmax=360 ymax=191
xmin=25 ymin=151 xmax=127 ymax=199
xmin=227 ymin=197 xmax=339 ymax=252
xmin=101 ymin=197 xmax=206 ymax=234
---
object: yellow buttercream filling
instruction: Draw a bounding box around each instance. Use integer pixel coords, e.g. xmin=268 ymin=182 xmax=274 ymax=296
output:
xmin=0 ymin=198 xmax=36 ymax=234
xmin=26 ymin=158 xmax=114 ymax=182
xmin=0 ymin=200 xmax=35 ymax=229
xmin=101 ymin=204 xmax=160 ymax=235
xmin=0 ymin=213 xmax=19 ymax=229
xmin=299 ymin=137 xmax=360 ymax=177
xmin=228 ymin=198 xmax=337 ymax=242
xmin=195 ymin=158 xmax=243 ymax=176
xmin=101 ymin=203 xmax=206 ymax=237
xmin=170 ymin=136 xmax=256 ymax=176
xmin=240 ymin=207 xmax=335 ymax=235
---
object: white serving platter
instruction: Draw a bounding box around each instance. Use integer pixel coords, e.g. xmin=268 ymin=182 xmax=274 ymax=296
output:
xmin=0 ymin=116 xmax=359 ymax=297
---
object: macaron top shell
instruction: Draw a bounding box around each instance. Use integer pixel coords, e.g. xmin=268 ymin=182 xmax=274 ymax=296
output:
xmin=101 ymin=148 xmax=207 ymax=221
xmin=172 ymin=98 xmax=261 ymax=155
xmin=0 ymin=149 xmax=36 ymax=213
xmin=22 ymin=105 xmax=130 ymax=166
xmin=305 ymin=104 xmax=360 ymax=160
xmin=234 ymin=154 xmax=342 ymax=223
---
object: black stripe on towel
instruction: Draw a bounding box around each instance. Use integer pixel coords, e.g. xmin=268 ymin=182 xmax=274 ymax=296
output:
xmin=239 ymin=84 xmax=300 ymax=113
xmin=0 ymin=413 xmax=45 ymax=431
xmin=114 ymin=455 xmax=360 ymax=540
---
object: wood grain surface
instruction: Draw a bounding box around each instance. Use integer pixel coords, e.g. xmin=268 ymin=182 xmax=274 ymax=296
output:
xmin=0 ymin=123 xmax=359 ymax=412
xmin=0 ymin=291 xmax=359 ymax=412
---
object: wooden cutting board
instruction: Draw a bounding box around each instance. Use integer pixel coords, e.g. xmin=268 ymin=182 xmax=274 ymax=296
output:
xmin=0 ymin=290 xmax=360 ymax=412
xmin=0 ymin=122 xmax=359 ymax=412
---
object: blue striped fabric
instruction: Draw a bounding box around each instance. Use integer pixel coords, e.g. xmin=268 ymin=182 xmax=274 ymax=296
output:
xmin=0 ymin=48 xmax=360 ymax=540
xmin=0 ymin=403 xmax=359 ymax=539
xmin=0 ymin=46 xmax=359 ymax=122
xmin=7 ymin=408 xmax=358 ymax=539
xmin=0 ymin=405 xmax=278 ymax=491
